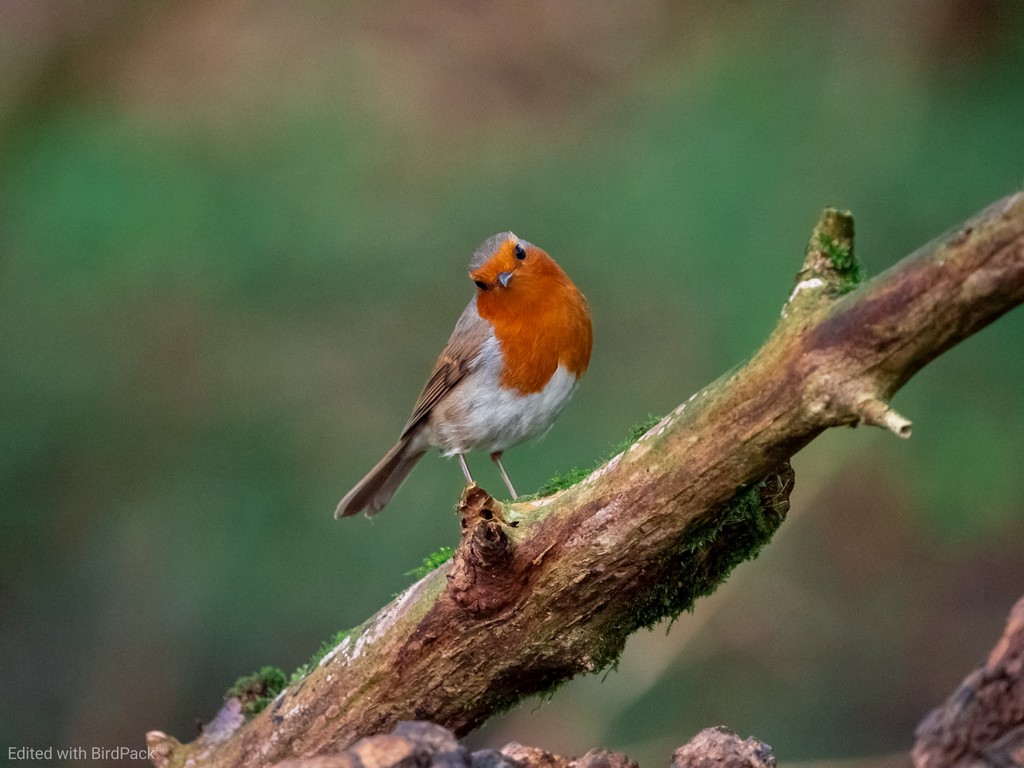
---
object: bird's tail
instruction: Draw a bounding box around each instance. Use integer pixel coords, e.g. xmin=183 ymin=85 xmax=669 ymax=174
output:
xmin=334 ymin=436 xmax=427 ymax=518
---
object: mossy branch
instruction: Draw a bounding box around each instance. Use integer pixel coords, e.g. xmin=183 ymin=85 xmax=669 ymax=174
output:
xmin=147 ymin=192 xmax=1024 ymax=768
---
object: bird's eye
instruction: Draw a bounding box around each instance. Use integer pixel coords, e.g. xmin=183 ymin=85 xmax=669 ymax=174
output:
xmin=474 ymin=280 xmax=488 ymax=290
xmin=514 ymin=243 xmax=527 ymax=260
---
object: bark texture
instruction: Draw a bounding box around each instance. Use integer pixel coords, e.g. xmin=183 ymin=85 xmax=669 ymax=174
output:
xmin=148 ymin=192 xmax=1024 ymax=768
xmin=913 ymin=596 xmax=1024 ymax=768
xmin=264 ymin=720 xmax=773 ymax=768
xmin=670 ymin=727 xmax=776 ymax=768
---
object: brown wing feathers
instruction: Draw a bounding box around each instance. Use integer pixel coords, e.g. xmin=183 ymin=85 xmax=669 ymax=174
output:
xmin=335 ymin=299 xmax=488 ymax=518
xmin=401 ymin=299 xmax=488 ymax=436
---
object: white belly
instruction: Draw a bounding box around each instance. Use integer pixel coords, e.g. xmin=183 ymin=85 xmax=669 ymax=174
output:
xmin=424 ymin=341 xmax=579 ymax=456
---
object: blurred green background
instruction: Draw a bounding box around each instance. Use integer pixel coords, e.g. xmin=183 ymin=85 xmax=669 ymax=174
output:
xmin=2 ymin=2 xmax=1023 ymax=766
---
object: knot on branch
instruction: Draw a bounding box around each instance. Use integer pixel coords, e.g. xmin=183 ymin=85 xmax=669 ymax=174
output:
xmin=802 ymin=379 xmax=913 ymax=438
xmin=447 ymin=484 xmax=519 ymax=616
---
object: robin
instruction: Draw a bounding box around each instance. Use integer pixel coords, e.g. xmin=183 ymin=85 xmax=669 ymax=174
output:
xmin=335 ymin=231 xmax=593 ymax=518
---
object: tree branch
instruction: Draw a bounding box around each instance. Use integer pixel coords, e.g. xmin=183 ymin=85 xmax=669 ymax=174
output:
xmin=913 ymin=595 xmax=1024 ymax=767
xmin=148 ymin=192 xmax=1024 ymax=768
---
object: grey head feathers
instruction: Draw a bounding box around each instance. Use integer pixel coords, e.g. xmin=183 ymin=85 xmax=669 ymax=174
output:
xmin=469 ymin=231 xmax=518 ymax=270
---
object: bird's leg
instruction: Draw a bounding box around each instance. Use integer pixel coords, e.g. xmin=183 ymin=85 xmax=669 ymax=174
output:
xmin=490 ymin=451 xmax=518 ymax=499
xmin=457 ymin=453 xmax=474 ymax=484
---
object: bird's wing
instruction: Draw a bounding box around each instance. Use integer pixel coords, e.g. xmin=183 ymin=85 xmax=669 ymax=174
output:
xmin=401 ymin=298 xmax=490 ymax=437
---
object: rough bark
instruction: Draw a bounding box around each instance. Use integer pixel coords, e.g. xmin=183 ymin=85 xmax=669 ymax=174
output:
xmin=148 ymin=192 xmax=1024 ymax=768
xmin=913 ymin=595 xmax=1024 ymax=768
xmin=670 ymin=728 xmax=776 ymax=768
xmin=261 ymin=720 xmax=774 ymax=768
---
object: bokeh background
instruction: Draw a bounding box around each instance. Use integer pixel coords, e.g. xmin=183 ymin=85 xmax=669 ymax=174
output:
xmin=2 ymin=2 xmax=1024 ymax=766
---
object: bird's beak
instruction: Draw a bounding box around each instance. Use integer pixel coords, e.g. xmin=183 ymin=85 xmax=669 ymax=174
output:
xmin=498 ymin=271 xmax=513 ymax=288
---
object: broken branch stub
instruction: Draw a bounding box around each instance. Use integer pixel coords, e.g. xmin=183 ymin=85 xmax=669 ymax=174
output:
xmin=448 ymin=483 xmax=518 ymax=615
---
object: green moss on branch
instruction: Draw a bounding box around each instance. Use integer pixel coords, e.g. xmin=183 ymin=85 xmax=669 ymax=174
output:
xmin=225 ymin=666 xmax=288 ymax=717
xmin=591 ymin=462 xmax=794 ymax=671
xmin=406 ymin=546 xmax=455 ymax=580
xmin=528 ymin=414 xmax=664 ymax=499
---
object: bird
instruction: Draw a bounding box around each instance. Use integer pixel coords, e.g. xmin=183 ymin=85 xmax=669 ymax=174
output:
xmin=335 ymin=231 xmax=593 ymax=518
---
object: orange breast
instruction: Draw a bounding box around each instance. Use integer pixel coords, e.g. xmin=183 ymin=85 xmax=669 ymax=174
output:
xmin=476 ymin=269 xmax=593 ymax=395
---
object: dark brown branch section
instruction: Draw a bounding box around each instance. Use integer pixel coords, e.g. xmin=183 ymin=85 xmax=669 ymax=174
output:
xmin=913 ymin=595 xmax=1024 ymax=768
xmin=148 ymin=193 xmax=1024 ymax=768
